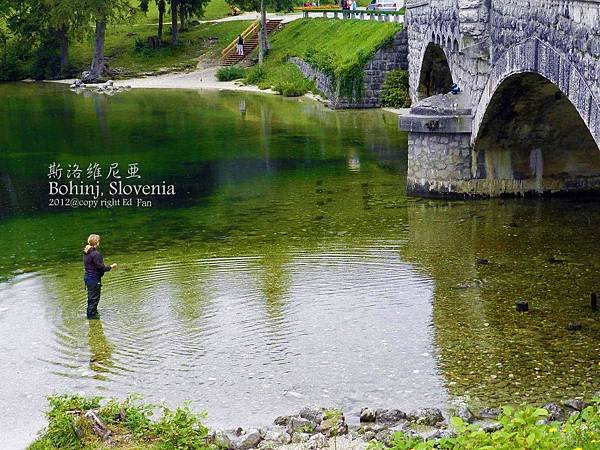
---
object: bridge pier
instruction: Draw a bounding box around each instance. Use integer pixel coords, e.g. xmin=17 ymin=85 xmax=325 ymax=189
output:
xmin=400 ymin=94 xmax=477 ymax=198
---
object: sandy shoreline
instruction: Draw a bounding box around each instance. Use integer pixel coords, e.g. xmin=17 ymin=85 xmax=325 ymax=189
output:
xmin=50 ymin=66 xmax=278 ymax=94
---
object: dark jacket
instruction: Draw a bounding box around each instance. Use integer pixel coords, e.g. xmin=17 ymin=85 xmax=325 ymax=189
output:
xmin=237 ymin=36 xmax=244 ymax=45
xmin=83 ymin=247 xmax=112 ymax=279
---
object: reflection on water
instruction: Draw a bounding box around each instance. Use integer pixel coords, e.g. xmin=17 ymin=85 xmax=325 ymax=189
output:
xmin=0 ymin=84 xmax=598 ymax=449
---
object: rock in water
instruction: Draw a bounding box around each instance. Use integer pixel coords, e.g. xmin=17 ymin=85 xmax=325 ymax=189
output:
xmin=299 ymin=405 xmax=324 ymax=424
xmin=286 ymin=417 xmax=314 ymax=433
xmin=234 ymin=429 xmax=262 ymax=450
xmin=407 ymin=408 xmax=444 ymax=426
xmin=457 ymin=406 xmax=475 ymax=423
xmin=543 ymin=402 xmax=565 ymax=421
xmin=563 ymin=398 xmax=587 ymax=412
xmin=360 ymin=407 xmax=376 ymax=422
xmin=375 ymin=408 xmax=406 ymax=424
xmin=478 ymin=407 xmax=500 ymax=419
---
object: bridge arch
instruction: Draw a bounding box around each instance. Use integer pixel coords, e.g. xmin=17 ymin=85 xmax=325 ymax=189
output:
xmin=473 ymin=38 xmax=600 ymax=150
xmin=416 ymin=42 xmax=454 ymax=100
xmin=472 ymin=70 xmax=600 ymax=194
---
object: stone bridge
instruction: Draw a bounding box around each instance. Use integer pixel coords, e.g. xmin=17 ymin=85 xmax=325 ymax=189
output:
xmin=399 ymin=0 xmax=600 ymax=197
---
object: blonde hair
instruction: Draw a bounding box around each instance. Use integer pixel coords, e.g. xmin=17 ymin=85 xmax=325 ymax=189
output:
xmin=84 ymin=234 xmax=100 ymax=254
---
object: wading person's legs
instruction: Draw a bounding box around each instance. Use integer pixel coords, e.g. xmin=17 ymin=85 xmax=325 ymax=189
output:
xmin=86 ymin=280 xmax=101 ymax=319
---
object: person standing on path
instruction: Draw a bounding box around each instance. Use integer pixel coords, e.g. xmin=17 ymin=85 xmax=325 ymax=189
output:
xmin=83 ymin=234 xmax=117 ymax=319
xmin=236 ymin=34 xmax=244 ymax=56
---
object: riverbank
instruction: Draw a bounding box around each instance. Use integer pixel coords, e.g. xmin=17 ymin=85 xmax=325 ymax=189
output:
xmin=29 ymin=394 xmax=600 ymax=450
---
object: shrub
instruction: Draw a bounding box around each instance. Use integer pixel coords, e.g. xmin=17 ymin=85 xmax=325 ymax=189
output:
xmin=29 ymin=394 xmax=213 ymax=450
xmin=0 ymin=39 xmax=27 ymax=81
xmin=246 ymin=64 xmax=266 ymax=85
xmin=380 ymin=69 xmax=411 ymax=108
xmin=216 ymin=65 xmax=245 ymax=81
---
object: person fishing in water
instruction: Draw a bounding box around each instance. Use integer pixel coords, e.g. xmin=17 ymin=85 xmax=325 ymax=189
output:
xmin=83 ymin=234 xmax=117 ymax=319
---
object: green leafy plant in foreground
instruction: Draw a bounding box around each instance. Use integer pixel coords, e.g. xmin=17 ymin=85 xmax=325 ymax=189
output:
xmin=368 ymin=400 xmax=600 ymax=450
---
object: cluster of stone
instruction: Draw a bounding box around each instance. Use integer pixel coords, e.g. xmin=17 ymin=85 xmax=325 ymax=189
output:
xmin=206 ymin=398 xmax=594 ymax=449
xmin=289 ymin=30 xmax=408 ymax=109
xmin=208 ymin=406 xmax=348 ymax=450
xmin=69 ymin=79 xmax=131 ymax=95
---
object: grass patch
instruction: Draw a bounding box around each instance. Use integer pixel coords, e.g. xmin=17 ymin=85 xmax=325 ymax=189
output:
xmin=203 ymin=0 xmax=234 ymax=20
xmin=69 ymin=20 xmax=250 ymax=78
xmin=246 ymin=62 xmax=315 ymax=96
xmin=216 ymin=65 xmax=246 ymax=80
xmin=247 ymin=18 xmax=401 ymax=99
xmin=29 ymin=394 xmax=213 ymax=450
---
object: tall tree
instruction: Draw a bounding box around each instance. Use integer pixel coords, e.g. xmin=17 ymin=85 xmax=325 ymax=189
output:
xmin=170 ymin=0 xmax=179 ymax=45
xmin=140 ymin=0 xmax=167 ymax=41
xmin=83 ymin=0 xmax=131 ymax=83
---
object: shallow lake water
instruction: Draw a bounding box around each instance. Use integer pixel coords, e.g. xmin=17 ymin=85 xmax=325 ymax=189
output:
xmin=0 ymin=84 xmax=598 ymax=448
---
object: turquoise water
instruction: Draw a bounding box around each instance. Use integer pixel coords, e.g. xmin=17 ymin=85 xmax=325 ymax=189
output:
xmin=0 ymin=83 xmax=598 ymax=448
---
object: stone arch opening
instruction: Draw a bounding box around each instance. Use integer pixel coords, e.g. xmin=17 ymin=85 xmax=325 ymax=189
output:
xmin=418 ymin=42 xmax=453 ymax=99
xmin=473 ymin=72 xmax=600 ymax=195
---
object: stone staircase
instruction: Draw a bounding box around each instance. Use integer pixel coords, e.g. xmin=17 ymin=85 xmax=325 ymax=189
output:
xmin=221 ymin=19 xmax=283 ymax=66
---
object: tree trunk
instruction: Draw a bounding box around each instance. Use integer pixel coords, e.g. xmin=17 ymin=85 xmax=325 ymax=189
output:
xmin=56 ymin=24 xmax=69 ymax=77
xmin=180 ymin=5 xmax=185 ymax=31
xmin=258 ymin=0 xmax=267 ymax=65
xmin=86 ymin=20 xmax=106 ymax=82
xmin=157 ymin=0 xmax=165 ymax=40
xmin=171 ymin=0 xmax=179 ymax=45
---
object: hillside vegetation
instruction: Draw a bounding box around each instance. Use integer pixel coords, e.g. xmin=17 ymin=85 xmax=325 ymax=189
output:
xmin=245 ymin=18 xmax=402 ymax=97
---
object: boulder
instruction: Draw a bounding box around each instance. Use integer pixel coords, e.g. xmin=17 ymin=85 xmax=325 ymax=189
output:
xmin=291 ymin=432 xmax=311 ymax=443
xmin=478 ymin=407 xmax=500 ymax=420
xmin=233 ymin=429 xmax=262 ymax=450
xmin=360 ymin=407 xmax=376 ymax=422
xmin=273 ymin=415 xmax=290 ymax=426
xmin=407 ymin=408 xmax=444 ymax=426
xmin=286 ymin=417 xmax=314 ymax=433
xmin=307 ymin=433 xmax=328 ymax=449
xmin=544 ymin=402 xmax=565 ymax=422
xmin=456 ymin=406 xmax=475 ymax=423
xmin=472 ymin=420 xmax=502 ymax=433
xmin=375 ymin=408 xmax=407 ymax=424
xmin=563 ymin=399 xmax=588 ymax=412
xmin=299 ymin=405 xmax=324 ymax=424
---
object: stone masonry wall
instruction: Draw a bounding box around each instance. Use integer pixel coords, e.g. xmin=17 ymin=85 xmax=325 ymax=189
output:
xmin=407 ymin=132 xmax=474 ymax=196
xmin=290 ymin=29 xmax=408 ymax=109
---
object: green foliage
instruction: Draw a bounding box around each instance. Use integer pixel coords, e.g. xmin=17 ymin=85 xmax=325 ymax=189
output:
xmin=259 ymin=18 xmax=402 ymax=100
xmin=216 ymin=65 xmax=245 ymax=81
xmin=151 ymin=403 xmax=210 ymax=449
xmin=245 ymin=63 xmax=266 ymax=84
xmin=0 ymin=39 xmax=26 ymax=81
xmin=380 ymin=69 xmax=410 ymax=108
xmin=29 ymin=394 xmax=213 ymax=450
xmin=246 ymin=61 xmax=314 ymax=97
xmin=368 ymin=401 xmax=600 ymax=450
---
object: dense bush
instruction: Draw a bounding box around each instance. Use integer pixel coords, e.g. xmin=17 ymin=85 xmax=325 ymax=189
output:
xmin=380 ymin=69 xmax=411 ymax=108
xmin=216 ymin=65 xmax=245 ymax=81
xmin=245 ymin=64 xmax=266 ymax=85
xmin=369 ymin=401 xmax=600 ymax=450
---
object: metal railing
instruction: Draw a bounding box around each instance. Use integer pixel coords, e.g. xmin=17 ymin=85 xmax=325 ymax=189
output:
xmin=221 ymin=20 xmax=260 ymax=60
xmin=298 ymin=8 xmax=405 ymax=22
